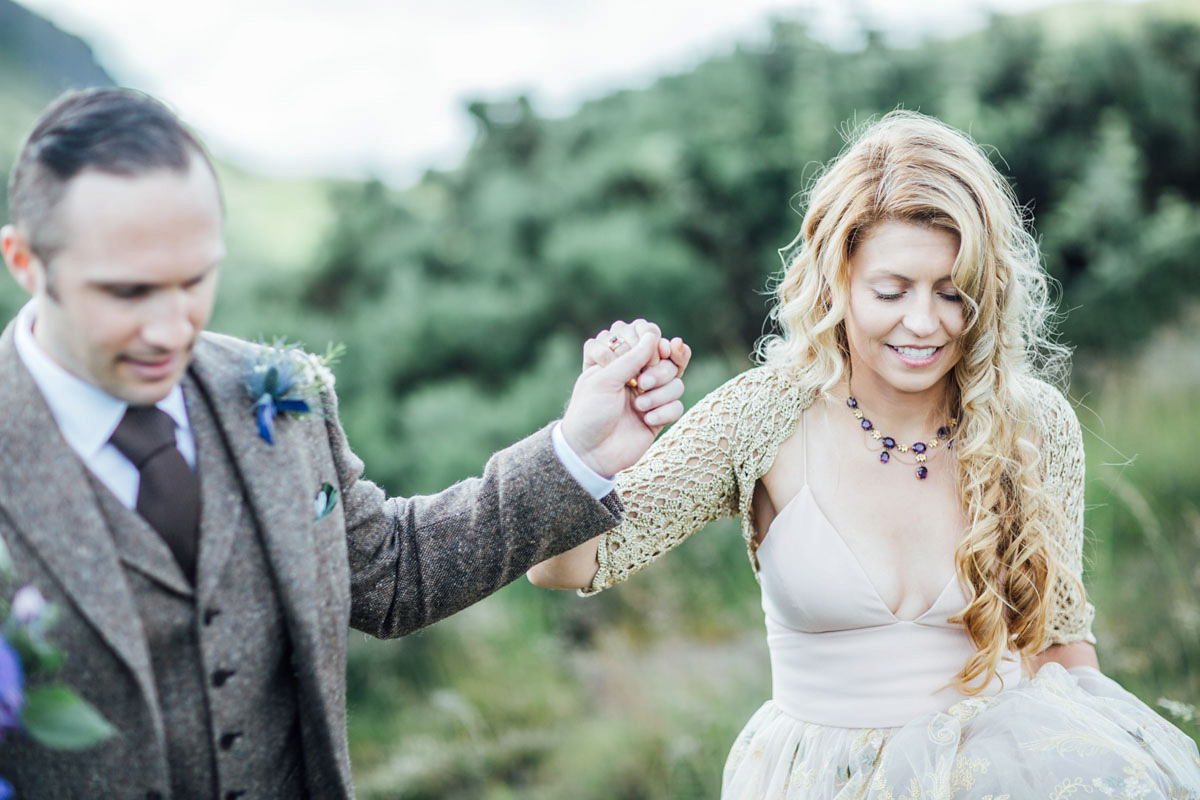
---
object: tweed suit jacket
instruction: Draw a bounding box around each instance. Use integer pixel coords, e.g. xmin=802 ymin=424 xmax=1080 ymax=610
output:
xmin=0 ymin=324 xmax=623 ymax=799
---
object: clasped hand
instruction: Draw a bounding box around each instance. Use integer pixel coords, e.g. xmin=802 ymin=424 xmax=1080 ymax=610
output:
xmin=561 ymin=319 xmax=691 ymax=478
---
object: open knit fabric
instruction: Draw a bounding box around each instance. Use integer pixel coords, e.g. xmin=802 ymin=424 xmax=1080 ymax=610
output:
xmin=584 ymin=365 xmax=1096 ymax=650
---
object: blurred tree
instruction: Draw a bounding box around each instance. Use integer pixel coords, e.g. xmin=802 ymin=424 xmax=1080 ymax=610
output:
xmin=290 ymin=8 xmax=1200 ymax=495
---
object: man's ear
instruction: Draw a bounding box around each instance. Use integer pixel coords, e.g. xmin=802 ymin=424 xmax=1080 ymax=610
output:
xmin=1 ymin=225 xmax=43 ymax=295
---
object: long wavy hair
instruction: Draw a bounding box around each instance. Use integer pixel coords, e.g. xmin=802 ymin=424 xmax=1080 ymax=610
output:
xmin=757 ymin=111 xmax=1073 ymax=693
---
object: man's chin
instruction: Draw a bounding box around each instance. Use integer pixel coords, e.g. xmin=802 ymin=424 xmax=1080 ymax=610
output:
xmin=108 ymin=367 xmax=188 ymax=405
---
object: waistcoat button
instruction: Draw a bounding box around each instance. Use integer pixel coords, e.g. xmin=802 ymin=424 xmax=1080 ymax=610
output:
xmin=212 ymin=668 xmax=237 ymax=687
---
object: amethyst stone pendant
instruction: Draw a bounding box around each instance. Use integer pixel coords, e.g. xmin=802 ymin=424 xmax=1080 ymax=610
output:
xmin=846 ymin=393 xmax=953 ymax=481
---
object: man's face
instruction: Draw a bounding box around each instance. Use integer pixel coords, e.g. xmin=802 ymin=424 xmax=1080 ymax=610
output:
xmin=24 ymin=155 xmax=224 ymax=404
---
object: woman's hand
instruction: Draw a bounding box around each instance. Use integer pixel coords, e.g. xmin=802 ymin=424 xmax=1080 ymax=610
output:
xmin=1027 ymin=641 xmax=1101 ymax=673
xmin=582 ymin=318 xmax=691 ymax=392
xmin=560 ymin=319 xmax=691 ymax=478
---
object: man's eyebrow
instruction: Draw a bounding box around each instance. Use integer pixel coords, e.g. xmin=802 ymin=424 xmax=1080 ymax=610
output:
xmin=186 ymin=261 xmax=223 ymax=282
xmin=87 ymin=261 xmax=222 ymax=289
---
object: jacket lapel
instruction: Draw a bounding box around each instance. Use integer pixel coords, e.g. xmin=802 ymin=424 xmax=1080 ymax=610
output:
xmin=0 ymin=323 xmax=158 ymax=705
xmin=181 ymin=372 xmax=246 ymax=608
xmin=186 ymin=338 xmax=329 ymax=663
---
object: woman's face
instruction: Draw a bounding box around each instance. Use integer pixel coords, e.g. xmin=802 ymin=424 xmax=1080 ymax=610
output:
xmin=843 ymin=219 xmax=966 ymax=400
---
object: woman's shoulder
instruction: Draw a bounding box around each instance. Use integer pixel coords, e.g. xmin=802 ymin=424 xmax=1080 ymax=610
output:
xmin=688 ymin=365 xmax=818 ymax=459
xmin=1013 ymin=374 xmax=1084 ymax=482
xmin=706 ymin=363 xmax=820 ymax=407
xmin=1015 ymin=373 xmax=1079 ymax=435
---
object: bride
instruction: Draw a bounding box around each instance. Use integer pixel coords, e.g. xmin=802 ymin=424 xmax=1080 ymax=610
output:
xmin=528 ymin=111 xmax=1200 ymax=797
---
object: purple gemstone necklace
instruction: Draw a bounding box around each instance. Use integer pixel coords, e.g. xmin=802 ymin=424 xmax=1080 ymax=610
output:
xmin=845 ymin=394 xmax=955 ymax=480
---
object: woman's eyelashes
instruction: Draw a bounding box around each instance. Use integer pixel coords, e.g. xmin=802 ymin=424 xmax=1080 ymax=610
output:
xmin=871 ymin=290 xmax=963 ymax=302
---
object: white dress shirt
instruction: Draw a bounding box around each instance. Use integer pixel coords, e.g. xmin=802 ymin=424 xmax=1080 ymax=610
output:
xmin=551 ymin=423 xmax=617 ymax=500
xmin=14 ymin=300 xmax=196 ymax=510
xmin=14 ymin=300 xmax=614 ymax=504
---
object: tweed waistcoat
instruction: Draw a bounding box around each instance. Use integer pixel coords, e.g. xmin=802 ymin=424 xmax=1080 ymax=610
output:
xmin=88 ymin=373 xmax=308 ymax=799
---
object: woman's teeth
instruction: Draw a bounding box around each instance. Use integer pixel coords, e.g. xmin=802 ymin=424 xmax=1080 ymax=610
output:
xmin=892 ymin=346 xmax=938 ymax=358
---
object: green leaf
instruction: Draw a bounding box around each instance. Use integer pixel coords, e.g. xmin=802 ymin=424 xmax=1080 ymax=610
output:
xmin=21 ymin=685 xmax=116 ymax=750
xmin=8 ymin=628 xmax=64 ymax=675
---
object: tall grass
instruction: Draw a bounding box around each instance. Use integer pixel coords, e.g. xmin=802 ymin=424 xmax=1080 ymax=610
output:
xmin=1075 ymin=333 xmax=1200 ymax=742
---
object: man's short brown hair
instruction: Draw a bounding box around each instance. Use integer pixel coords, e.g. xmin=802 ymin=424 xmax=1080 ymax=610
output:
xmin=8 ymin=87 xmax=217 ymax=264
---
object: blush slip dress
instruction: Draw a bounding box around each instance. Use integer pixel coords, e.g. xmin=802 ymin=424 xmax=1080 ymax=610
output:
xmin=721 ymin=414 xmax=1200 ymax=799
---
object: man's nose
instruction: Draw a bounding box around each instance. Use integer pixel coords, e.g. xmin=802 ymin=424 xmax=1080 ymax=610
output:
xmin=141 ymin=292 xmax=195 ymax=350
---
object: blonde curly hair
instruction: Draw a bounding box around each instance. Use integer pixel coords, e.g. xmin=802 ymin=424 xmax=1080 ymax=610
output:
xmin=757 ymin=111 xmax=1074 ymax=693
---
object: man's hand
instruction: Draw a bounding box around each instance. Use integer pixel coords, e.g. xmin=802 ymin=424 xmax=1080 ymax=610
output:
xmin=561 ymin=319 xmax=691 ymax=477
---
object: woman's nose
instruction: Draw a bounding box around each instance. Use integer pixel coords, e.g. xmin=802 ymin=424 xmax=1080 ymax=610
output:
xmin=903 ymin=299 xmax=938 ymax=337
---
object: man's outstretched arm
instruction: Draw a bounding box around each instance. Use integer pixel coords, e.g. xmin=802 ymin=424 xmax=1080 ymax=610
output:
xmin=338 ymin=321 xmax=689 ymax=637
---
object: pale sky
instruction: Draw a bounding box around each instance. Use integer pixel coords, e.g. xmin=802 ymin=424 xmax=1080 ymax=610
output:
xmin=18 ymin=0 xmax=1146 ymax=184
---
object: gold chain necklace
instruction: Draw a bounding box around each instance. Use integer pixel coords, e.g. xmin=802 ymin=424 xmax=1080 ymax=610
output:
xmin=845 ymin=393 xmax=955 ymax=480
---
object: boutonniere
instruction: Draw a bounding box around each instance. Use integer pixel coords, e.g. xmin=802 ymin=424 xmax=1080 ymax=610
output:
xmin=243 ymin=339 xmax=344 ymax=444
xmin=1 ymin=539 xmax=115 ymax=796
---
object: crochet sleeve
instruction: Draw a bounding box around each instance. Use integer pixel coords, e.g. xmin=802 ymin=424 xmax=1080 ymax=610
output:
xmin=581 ymin=373 xmax=746 ymax=595
xmin=1034 ymin=383 xmax=1097 ymax=648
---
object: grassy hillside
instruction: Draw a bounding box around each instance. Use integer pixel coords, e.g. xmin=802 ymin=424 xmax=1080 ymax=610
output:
xmin=0 ymin=0 xmax=336 ymax=319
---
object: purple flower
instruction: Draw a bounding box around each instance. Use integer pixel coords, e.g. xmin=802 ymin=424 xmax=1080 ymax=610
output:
xmin=11 ymin=585 xmax=46 ymax=626
xmin=0 ymin=635 xmax=23 ymax=733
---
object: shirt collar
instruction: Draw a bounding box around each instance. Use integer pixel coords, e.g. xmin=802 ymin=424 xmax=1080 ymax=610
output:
xmin=13 ymin=300 xmax=190 ymax=458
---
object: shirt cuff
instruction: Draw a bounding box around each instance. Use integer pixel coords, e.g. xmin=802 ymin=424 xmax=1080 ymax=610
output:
xmin=551 ymin=422 xmax=617 ymax=500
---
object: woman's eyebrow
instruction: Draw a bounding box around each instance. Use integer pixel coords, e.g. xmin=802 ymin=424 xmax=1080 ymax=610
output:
xmin=866 ymin=271 xmax=956 ymax=283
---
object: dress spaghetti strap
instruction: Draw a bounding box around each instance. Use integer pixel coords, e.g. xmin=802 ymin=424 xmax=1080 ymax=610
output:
xmin=801 ymin=410 xmax=809 ymax=486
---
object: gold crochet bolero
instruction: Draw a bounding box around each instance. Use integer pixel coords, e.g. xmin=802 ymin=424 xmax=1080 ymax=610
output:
xmin=585 ymin=365 xmax=1096 ymax=650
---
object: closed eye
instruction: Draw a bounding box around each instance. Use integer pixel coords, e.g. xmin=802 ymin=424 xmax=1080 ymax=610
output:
xmin=103 ymin=284 xmax=153 ymax=300
xmin=184 ymin=269 xmax=217 ymax=290
xmin=939 ymin=292 xmax=963 ymax=303
xmin=874 ymin=292 xmax=902 ymax=301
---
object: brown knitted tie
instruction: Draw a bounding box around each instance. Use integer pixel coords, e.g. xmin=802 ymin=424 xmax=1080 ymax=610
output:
xmin=109 ymin=405 xmax=200 ymax=582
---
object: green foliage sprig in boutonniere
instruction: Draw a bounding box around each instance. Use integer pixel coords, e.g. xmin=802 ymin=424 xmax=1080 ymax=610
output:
xmin=0 ymin=538 xmax=116 ymax=798
xmin=243 ymin=339 xmax=344 ymax=445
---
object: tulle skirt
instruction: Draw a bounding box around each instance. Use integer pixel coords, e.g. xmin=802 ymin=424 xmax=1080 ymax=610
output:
xmin=723 ymin=664 xmax=1200 ymax=799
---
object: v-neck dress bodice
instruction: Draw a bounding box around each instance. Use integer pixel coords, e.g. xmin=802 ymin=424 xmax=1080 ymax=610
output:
xmin=756 ymin=485 xmax=1021 ymax=728
xmin=724 ymin=481 xmax=1200 ymax=798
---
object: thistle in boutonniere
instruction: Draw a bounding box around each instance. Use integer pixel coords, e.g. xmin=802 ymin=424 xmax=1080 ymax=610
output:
xmin=243 ymin=339 xmax=344 ymax=444
xmin=0 ymin=538 xmax=115 ymax=795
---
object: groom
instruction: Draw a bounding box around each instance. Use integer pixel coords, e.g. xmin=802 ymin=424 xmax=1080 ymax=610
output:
xmin=0 ymin=88 xmax=688 ymax=798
